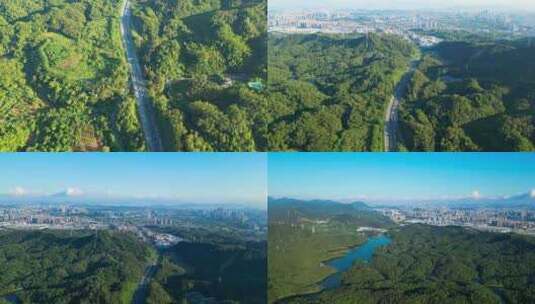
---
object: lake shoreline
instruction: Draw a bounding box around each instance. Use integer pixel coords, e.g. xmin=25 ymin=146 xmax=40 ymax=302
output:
xmin=275 ymin=234 xmax=392 ymax=303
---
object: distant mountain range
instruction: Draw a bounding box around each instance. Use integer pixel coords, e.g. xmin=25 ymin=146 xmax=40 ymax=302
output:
xmin=270 ymin=190 xmax=535 ymax=210
xmin=268 ymin=197 xmax=370 ymax=218
xmin=268 ymin=197 xmax=393 ymax=227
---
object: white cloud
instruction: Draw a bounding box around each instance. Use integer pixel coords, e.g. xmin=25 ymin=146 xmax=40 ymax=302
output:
xmin=530 ymin=189 xmax=535 ymax=198
xmin=65 ymin=187 xmax=84 ymax=196
xmin=10 ymin=186 xmax=27 ymax=196
xmin=471 ymin=190 xmax=481 ymax=199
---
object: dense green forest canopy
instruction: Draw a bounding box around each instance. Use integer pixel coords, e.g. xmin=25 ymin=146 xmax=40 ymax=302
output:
xmin=268 ymin=198 xmax=393 ymax=302
xmin=146 ymin=241 xmax=266 ymax=304
xmin=266 ymin=33 xmax=418 ymax=151
xmin=0 ymin=229 xmax=152 ymax=304
xmin=131 ymin=0 xmax=268 ymax=151
xmin=145 ymin=226 xmax=267 ymax=304
xmin=0 ymin=0 xmax=145 ymax=151
xmin=284 ymin=224 xmax=535 ymax=304
xmin=400 ymin=37 xmax=535 ymax=151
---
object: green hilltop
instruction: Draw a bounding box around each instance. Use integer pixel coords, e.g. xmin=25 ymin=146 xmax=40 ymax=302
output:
xmin=0 ymin=230 xmax=152 ymax=303
xmin=0 ymin=0 xmax=145 ymax=152
xmin=400 ymin=37 xmax=535 ymax=151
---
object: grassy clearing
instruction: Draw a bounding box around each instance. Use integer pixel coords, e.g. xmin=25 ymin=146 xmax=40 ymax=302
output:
xmin=38 ymin=32 xmax=95 ymax=80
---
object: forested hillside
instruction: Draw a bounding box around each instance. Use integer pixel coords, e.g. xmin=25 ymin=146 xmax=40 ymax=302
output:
xmin=0 ymin=0 xmax=145 ymax=151
xmin=131 ymin=0 xmax=267 ymax=151
xmin=400 ymin=39 xmax=535 ymax=151
xmin=266 ymin=33 xmax=417 ymax=151
xmin=268 ymin=198 xmax=393 ymax=302
xmin=0 ymin=230 xmax=152 ymax=303
xmin=146 ymin=241 xmax=266 ymax=304
xmin=285 ymin=224 xmax=535 ymax=303
xmin=268 ymin=198 xmax=392 ymax=227
xmin=144 ymin=225 xmax=267 ymax=304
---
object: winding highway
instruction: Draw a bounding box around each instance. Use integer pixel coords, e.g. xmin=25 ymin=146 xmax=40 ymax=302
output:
xmin=384 ymin=60 xmax=419 ymax=152
xmin=120 ymin=0 xmax=163 ymax=151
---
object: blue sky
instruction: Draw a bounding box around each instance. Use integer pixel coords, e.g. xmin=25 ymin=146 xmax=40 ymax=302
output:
xmin=268 ymin=153 xmax=535 ymax=201
xmin=269 ymin=0 xmax=535 ymax=11
xmin=0 ymin=153 xmax=267 ymax=207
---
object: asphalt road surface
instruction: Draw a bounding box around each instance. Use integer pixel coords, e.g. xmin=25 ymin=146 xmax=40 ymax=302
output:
xmin=384 ymin=60 xmax=419 ymax=152
xmin=131 ymin=262 xmax=158 ymax=304
xmin=120 ymin=0 xmax=163 ymax=151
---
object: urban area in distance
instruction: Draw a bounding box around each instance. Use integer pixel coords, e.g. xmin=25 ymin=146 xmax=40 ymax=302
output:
xmin=0 ymin=153 xmax=267 ymax=304
xmin=268 ymin=153 xmax=535 ymax=304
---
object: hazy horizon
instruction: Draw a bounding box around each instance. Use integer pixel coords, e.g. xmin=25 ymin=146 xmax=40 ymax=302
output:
xmin=269 ymin=0 xmax=535 ymax=12
xmin=0 ymin=153 xmax=267 ymax=208
xmin=268 ymin=153 xmax=535 ymax=202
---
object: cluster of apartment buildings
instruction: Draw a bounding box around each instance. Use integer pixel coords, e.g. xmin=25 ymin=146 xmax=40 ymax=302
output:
xmin=379 ymin=207 xmax=535 ymax=235
xmin=269 ymin=9 xmax=534 ymax=45
xmin=0 ymin=205 xmax=99 ymax=230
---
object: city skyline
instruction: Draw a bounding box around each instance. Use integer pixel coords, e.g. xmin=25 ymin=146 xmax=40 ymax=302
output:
xmin=0 ymin=153 xmax=267 ymax=208
xmin=269 ymin=0 xmax=535 ymax=12
xmin=268 ymin=153 xmax=535 ymax=203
